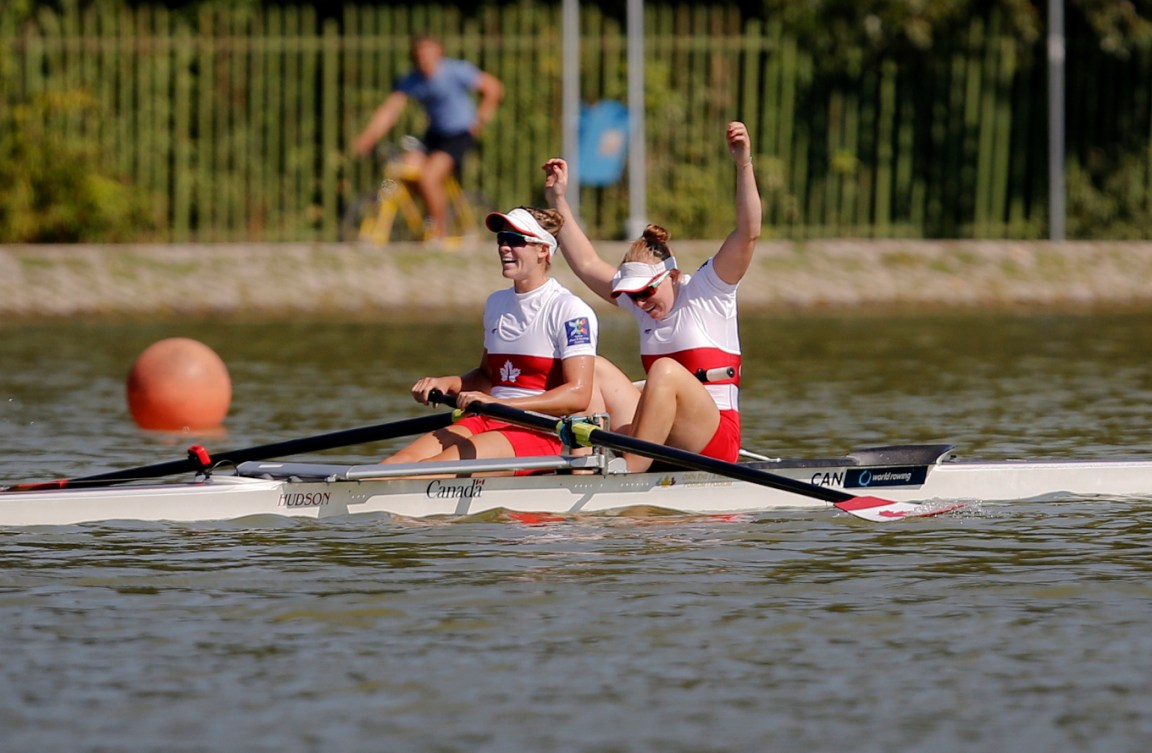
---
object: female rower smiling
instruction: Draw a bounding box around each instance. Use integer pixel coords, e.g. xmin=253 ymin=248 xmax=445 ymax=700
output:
xmin=542 ymin=121 xmax=761 ymax=472
xmin=382 ymin=206 xmax=599 ymax=465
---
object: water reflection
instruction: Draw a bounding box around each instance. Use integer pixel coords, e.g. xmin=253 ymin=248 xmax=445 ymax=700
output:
xmin=4 ymin=311 xmax=1152 ymax=752
xmin=3 ymin=310 xmax=1152 ymax=484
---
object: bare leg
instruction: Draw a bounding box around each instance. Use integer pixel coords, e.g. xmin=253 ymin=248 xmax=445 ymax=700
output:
xmin=625 ymin=357 xmax=721 ymax=472
xmin=379 ymin=426 xmax=519 ymax=478
xmin=417 ymin=150 xmax=456 ymax=240
xmin=382 ymin=425 xmax=475 ymax=464
xmin=587 ymin=356 xmax=641 ymax=434
xmin=422 ymin=429 xmax=515 ymax=462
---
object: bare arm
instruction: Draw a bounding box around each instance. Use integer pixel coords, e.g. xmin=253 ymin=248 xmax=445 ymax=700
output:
xmin=410 ymin=354 xmax=492 ymax=405
xmin=542 ymin=158 xmax=620 ymax=304
xmin=470 ymin=71 xmax=504 ymax=136
xmin=353 ymin=91 xmax=408 ymax=157
xmin=456 ymin=355 xmax=596 ymax=417
xmin=711 ymin=121 xmax=762 ymax=285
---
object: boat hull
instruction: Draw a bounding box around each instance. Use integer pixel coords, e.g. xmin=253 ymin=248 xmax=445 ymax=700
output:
xmin=0 ymin=469 xmax=828 ymax=527
xmin=4 ymin=447 xmax=1152 ymax=527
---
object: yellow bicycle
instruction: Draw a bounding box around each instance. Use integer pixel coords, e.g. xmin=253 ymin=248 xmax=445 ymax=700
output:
xmin=341 ymin=136 xmax=490 ymax=246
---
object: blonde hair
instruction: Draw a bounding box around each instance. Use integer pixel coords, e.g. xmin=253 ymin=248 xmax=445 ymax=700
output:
xmin=515 ymin=206 xmax=563 ymax=268
xmin=518 ymin=206 xmax=564 ymax=236
xmin=622 ymin=224 xmax=672 ymax=264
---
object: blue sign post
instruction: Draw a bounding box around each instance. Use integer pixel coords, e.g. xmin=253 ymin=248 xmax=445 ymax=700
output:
xmin=578 ymin=100 xmax=629 ymax=187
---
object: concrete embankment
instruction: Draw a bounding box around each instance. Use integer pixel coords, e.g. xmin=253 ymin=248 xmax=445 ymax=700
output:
xmin=2 ymin=240 xmax=1151 ymax=320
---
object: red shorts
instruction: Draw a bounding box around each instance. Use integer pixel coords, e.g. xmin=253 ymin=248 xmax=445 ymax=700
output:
xmin=699 ymin=410 xmax=741 ymax=463
xmin=453 ymin=414 xmax=564 ymax=456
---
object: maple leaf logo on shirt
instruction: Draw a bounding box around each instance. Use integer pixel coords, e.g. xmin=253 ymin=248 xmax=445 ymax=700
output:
xmin=500 ymin=360 xmax=521 ymax=383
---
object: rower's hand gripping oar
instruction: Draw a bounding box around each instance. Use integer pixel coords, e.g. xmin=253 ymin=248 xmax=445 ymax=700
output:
xmin=3 ymin=412 xmax=454 ymax=492
xmin=428 ymin=390 xmax=959 ymax=522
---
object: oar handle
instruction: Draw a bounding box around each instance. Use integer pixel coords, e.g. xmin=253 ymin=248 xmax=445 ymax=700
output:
xmin=695 ymin=367 xmax=736 ymax=383
xmin=429 ymin=390 xmax=563 ymax=431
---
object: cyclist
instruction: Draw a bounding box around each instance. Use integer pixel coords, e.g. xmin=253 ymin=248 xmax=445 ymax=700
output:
xmin=353 ymin=35 xmax=503 ymax=243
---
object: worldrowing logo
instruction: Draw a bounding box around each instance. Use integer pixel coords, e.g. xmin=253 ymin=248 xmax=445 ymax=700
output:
xmin=845 ymin=466 xmax=926 ymax=488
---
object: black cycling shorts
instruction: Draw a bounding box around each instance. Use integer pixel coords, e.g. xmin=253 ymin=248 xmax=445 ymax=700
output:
xmin=423 ymin=130 xmax=476 ymax=175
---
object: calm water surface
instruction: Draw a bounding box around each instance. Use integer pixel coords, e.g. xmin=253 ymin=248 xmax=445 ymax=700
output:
xmin=3 ymin=311 xmax=1152 ymax=752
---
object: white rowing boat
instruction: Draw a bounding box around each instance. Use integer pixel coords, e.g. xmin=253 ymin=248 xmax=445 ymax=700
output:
xmin=3 ymin=443 xmax=1151 ymax=527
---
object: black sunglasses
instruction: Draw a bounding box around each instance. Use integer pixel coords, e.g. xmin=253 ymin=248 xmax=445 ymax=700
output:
xmin=496 ymin=231 xmax=533 ymax=248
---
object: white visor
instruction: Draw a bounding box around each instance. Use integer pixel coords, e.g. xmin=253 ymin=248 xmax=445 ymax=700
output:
xmin=610 ymin=257 xmax=678 ymax=296
xmin=485 ymin=208 xmax=558 ymax=257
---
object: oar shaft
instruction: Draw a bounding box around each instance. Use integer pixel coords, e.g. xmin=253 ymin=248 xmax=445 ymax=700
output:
xmin=584 ymin=428 xmax=854 ymax=503
xmin=5 ymin=412 xmax=453 ymax=492
xmin=206 ymin=413 xmax=452 ymax=467
xmin=428 ymin=392 xmax=855 ymax=504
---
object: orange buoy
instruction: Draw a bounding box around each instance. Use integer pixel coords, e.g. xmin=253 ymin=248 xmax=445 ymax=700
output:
xmin=126 ymin=338 xmax=232 ymax=431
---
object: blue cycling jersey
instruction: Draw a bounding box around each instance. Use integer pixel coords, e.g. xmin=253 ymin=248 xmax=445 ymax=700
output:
xmin=394 ymin=58 xmax=480 ymax=137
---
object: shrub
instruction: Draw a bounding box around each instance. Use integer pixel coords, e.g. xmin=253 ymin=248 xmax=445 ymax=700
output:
xmin=0 ymin=90 xmax=161 ymax=243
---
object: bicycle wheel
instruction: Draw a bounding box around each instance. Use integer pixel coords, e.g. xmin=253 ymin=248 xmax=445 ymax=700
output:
xmin=466 ymin=190 xmax=497 ymax=218
xmin=446 ymin=189 xmax=496 ymax=240
xmin=389 ymin=185 xmax=426 ymax=242
xmin=340 ymin=184 xmax=422 ymax=245
xmin=339 ymin=193 xmax=384 ymax=243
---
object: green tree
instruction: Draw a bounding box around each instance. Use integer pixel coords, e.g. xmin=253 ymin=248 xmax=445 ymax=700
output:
xmin=0 ymin=91 xmax=161 ymax=242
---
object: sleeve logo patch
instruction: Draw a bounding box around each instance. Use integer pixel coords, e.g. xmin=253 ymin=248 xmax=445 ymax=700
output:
xmin=565 ymin=317 xmax=592 ymax=346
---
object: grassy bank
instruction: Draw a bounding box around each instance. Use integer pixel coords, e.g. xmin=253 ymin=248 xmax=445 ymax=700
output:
xmin=2 ymin=241 xmax=1151 ymax=321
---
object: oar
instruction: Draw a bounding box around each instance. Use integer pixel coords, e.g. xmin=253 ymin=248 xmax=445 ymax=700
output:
xmin=428 ymin=390 xmax=956 ymax=522
xmin=3 ymin=412 xmax=453 ymax=492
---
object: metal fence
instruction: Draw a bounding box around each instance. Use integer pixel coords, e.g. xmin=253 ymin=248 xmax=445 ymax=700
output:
xmin=4 ymin=1 xmax=1151 ymax=242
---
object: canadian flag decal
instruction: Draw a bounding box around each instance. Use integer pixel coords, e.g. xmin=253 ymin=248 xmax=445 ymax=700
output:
xmin=500 ymin=360 xmax=521 ymax=383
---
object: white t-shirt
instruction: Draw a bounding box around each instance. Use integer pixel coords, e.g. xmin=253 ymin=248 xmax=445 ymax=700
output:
xmin=618 ymin=259 xmax=741 ymax=411
xmin=483 ymin=278 xmax=598 ymax=399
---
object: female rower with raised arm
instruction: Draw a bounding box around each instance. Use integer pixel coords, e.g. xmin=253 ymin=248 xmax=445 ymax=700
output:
xmin=542 ymin=120 xmax=761 ymax=472
xmin=382 ymin=206 xmax=599 ymax=465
